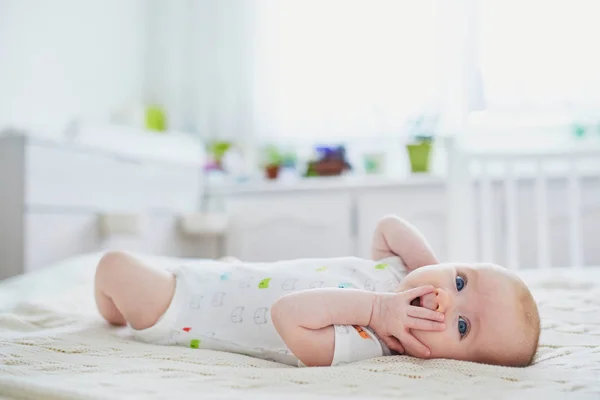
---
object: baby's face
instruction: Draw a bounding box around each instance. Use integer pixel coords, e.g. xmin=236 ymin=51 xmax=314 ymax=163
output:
xmin=397 ymin=263 xmax=538 ymax=366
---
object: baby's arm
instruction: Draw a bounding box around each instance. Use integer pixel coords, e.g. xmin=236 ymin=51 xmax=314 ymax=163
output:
xmin=271 ymin=288 xmax=374 ymax=366
xmin=371 ymin=215 xmax=438 ymax=270
xmin=271 ymin=286 xmax=444 ymax=366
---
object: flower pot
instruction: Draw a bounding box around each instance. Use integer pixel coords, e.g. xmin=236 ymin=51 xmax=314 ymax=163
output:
xmin=363 ymin=152 xmax=386 ymax=175
xmin=265 ymin=164 xmax=280 ymax=180
xmin=145 ymin=105 xmax=167 ymax=132
xmin=313 ymin=160 xmax=345 ymax=177
xmin=406 ymin=142 xmax=432 ymax=173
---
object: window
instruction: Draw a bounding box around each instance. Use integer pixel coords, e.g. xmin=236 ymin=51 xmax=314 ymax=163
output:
xmin=251 ymin=0 xmax=442 ymax=141
xmin=478 ymin=0 xmax=600 ymax=115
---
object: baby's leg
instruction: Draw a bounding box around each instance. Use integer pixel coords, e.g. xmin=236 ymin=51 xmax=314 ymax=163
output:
xmin=94 ymin=251 xmax=175 ymax=330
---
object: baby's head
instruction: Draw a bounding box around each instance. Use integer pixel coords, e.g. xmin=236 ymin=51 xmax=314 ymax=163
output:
xmin=398 ymin=263 xmax=540 ymax=367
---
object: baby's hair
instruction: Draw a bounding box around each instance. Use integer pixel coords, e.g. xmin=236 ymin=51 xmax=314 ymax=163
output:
xmin=475 ymin=266 xmax=541 ymax=368
xmin=520 ymin=284 xmax=541 ymax=366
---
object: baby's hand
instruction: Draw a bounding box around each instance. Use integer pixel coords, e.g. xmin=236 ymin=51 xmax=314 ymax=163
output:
xmin=369 ymin=286 xmax=445 ymax=358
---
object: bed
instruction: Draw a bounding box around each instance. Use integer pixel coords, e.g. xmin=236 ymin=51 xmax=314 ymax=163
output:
xmin=0 ymin=253 xmax=598 ymax=400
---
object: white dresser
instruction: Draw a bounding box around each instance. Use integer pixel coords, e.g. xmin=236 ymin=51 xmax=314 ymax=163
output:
xmin=207 ymin=174 xmax=600 ymax=267
xmin=0 ymin=133 xmax=205 ymax=279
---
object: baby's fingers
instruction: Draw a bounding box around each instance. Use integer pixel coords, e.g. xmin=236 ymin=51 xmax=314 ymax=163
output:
xmin=407 ymin=306 xmax=444 ymax=322
xmin=405 ymin=316 xmax=446 ymax=332
xmin=382 ymin=336 xmax=405 ymax=355
xmin=401 ymin=285 xmax=436 ymax=301
xmin=399 ymin=332 xmax=431 ymax=358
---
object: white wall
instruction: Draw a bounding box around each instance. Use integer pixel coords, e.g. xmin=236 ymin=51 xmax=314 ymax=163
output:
xmin=0 ymin=0 xmax=251 ymax=139
xmin=143 ymin=0 xmax=256 ymax=138
xmin=0 ymin=0 xmax=148 ymax=137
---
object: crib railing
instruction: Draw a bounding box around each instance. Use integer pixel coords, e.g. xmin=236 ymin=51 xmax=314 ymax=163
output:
xmin=445 ymin=136 xmax=600 ymax=269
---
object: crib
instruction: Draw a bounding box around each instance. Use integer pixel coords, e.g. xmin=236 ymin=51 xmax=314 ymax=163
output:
xmin=445 ymin=135 xmax=600 ymax=269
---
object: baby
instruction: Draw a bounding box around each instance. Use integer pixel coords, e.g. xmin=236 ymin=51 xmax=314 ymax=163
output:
xmin=95 ymin=215 xmax=540 ymax=367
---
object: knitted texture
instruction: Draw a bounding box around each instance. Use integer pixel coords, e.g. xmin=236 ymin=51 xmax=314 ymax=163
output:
xmin=0 ymin=254 xmax=598 ymax=400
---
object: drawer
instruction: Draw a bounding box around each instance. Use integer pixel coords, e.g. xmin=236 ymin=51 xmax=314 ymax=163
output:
xmin=23 ymin=212 xmax=213 ymax=273
xmin=24 ymin=212 xmax=101 ymax=272
xmin=24 ymin=142 xmax=202 ymax=212
xmin=223 ymin=192 xmax=353 ymax=261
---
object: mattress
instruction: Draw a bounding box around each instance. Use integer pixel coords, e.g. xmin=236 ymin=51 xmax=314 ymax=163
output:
xmin=0 ymin=254 xmax=599 ymax=400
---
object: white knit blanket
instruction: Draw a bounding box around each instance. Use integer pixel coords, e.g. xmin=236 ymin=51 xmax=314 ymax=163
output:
xmin=0 ymin=254 xmax=599 ymax=400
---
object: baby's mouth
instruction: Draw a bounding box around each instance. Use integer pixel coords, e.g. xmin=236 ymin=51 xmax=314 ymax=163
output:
xmin=410 ymin=297 xmax=422 ymax=307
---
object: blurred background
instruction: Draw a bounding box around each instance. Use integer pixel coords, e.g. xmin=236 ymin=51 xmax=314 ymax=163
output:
xmin=1 ymin=0 xmax=599 ymax=278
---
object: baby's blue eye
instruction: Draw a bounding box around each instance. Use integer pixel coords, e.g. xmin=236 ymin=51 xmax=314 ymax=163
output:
xmin=458 ymin=317 xmax=468 ymax=338
xmin=455 ymin=275 xmax=465 ymax=291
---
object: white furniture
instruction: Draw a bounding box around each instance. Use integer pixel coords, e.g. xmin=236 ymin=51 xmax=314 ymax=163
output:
xmin=445 ymin=136 xmax=600 ymax=268
xmin=0 ymin=133 xmax=205 ymax=279
xmin=206 ymin=163 xmax=600 ymax=266
xmin=205 ymin=177 xmax=447 ymax=262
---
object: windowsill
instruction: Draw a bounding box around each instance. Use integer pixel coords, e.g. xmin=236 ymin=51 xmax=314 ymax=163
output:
xmin=207 ymin=160 xmax=600 ymax=197
xmin=206 ymin=173 xmax=445 ymax=196
xmin=208 ymin=125 xmax=600 ymax=197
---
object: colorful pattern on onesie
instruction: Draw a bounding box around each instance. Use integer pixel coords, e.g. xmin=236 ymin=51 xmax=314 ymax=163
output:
xmin=133 ymin=256 xmax=405 ymax=366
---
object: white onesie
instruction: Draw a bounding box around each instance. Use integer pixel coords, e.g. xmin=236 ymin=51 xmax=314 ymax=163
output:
xmin=133 ymin=255 xmax=406 ymax=366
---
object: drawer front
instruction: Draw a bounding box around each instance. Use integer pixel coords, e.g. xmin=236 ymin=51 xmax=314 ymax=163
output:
xmin=25 ymin=143 xmax=202 ymax=212
xmin=24 ymin=212 xmax=101 ymax=272
xmin=24 ymin=213 xmax=204 ymax=272
xmin=224 ymin=193 xmax=353 ymax=261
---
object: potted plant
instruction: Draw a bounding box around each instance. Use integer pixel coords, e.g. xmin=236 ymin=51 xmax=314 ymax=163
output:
xmin=261 ymin=145 xmax=284 ymax=180
xmin=405 ymin=114 xmax=438 ymax=173
xmin=207 ymin=141 xmax=233 ymax=170
xmin=145 ymin=105 xmax=167 ymax=132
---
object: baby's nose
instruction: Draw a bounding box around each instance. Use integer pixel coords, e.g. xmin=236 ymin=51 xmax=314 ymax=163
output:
xmin=434 ymin=288 xmax=451 ymax=313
